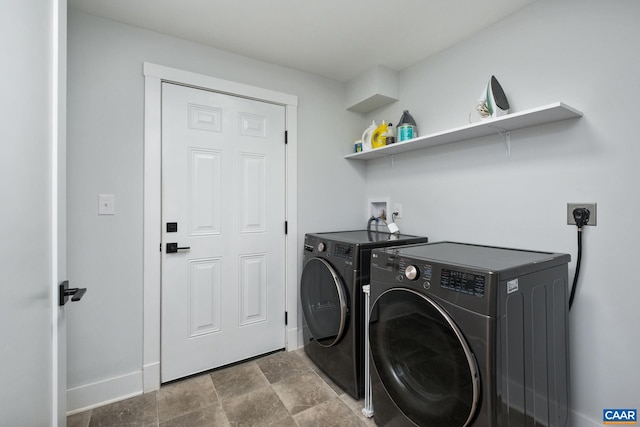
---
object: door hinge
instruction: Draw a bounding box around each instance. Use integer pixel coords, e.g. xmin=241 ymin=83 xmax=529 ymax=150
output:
xmin=285 ymin=311 xmax=288 ymax=325
xmin=159 ymin=243 xmax=162 ymax=252
xmin=284 ymin=130 xmax=288 ymax=145
xmin=285 ymin=221 xmax=288 ymax=234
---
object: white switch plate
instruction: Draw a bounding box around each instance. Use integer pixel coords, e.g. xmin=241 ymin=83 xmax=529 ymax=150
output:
xmin=98 ymin=194 xmax=115 ymax=215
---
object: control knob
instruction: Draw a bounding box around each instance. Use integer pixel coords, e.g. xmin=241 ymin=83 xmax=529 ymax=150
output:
xmin=405 ymin=265 xmax=420 ymax=281
xmin=317 ymin=242 xmax=326 ymax=252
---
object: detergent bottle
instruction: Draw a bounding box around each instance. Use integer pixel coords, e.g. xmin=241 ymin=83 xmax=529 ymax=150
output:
xmin=361 ymin=120 xmax=377 ymax=151
xmin=397 ymin=110 xmax=417 ymax=142
xmin=372 ymin=121 xmax=388 ymax=149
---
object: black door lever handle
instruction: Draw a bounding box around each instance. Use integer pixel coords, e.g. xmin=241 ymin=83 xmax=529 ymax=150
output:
xmin=69 ymin=288 xmax=87 ymax=301
xmin=166 ymin=243 xmax=191 ymax=253
xmin=59 ymin=280 xmax=87 ymax=306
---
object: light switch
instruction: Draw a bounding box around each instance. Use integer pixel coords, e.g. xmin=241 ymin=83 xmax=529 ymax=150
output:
xmin=98 ymin=194 xmax=115 ymax=215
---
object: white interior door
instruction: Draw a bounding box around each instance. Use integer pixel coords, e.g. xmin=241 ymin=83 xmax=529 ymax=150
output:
xmin=1 ymin=0 xmax=66 ymax=424
xmin=161 ymin=82 xmax=286 ymax=382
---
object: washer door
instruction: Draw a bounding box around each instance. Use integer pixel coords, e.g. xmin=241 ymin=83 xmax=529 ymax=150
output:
xmin=300 ymin=258 xmax=348 ymax=347
xmin=370 ymin=288 xmax=480 ymax=427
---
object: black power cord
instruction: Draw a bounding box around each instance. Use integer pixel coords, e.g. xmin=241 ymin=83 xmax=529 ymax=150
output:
xmin=569 ymin=208 xmax=590 ymax=310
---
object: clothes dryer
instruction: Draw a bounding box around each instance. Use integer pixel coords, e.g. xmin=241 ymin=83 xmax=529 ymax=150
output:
xmin=301 ymin=230 xmax=427 ymax=399
xmin=368 ymin=242 xmax=570 ymax=426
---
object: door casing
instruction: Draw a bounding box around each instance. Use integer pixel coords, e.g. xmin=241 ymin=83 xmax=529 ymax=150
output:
xmin=142 ymin=63 xmax=299 ymax=392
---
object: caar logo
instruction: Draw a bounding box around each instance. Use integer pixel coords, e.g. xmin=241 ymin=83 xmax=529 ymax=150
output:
xmin=603 ymin=409 xmax=637 ymax=424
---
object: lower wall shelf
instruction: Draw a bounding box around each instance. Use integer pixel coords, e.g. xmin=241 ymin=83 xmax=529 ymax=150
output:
xmin=345 ymin=102 xmax=582 ymax=160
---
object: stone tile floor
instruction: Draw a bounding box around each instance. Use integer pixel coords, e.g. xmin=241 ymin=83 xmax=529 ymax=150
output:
xmin=68 ymin=349 xmax=376 ymax=427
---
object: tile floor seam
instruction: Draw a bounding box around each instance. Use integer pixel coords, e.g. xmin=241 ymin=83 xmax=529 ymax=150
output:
xmin=309 ymin=368 xmax=340 ymax=398
xmin=207 ymin=371 xmax=232 ymax=426
xmin=154 ymin=389 xmax=159 ymax=427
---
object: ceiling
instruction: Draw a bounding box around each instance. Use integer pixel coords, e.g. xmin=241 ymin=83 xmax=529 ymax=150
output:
xmin=68 ymin=0 xmax=536 ymax=82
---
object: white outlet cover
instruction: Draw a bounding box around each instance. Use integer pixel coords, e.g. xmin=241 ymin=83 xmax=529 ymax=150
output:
xmin=393 ymin=203 xmax=403 ymax=219
xmin=98 ymin=194 xmax=115 ymax=215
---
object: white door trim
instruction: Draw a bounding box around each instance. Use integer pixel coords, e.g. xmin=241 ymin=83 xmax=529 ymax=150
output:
xmin=142 ymin=63 xmax=298 ymax=392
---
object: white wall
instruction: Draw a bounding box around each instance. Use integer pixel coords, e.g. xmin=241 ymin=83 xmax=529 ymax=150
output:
xmin=66 ymin=10 xmax=366 ymax=410
xmin=362 ymin=1 xmax=640 ymax=425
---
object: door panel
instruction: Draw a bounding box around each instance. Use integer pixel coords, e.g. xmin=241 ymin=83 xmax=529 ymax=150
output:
xmin=189 ymin=148 xmax=222 ymax=235
xmin=161 ymin=82 xmax=286 ymax=382
xmin=188 ymin=258 xmax=222 ymax=337
xmin=239 ymin=153 xmax=267 ymax=232
xmin=239 ymin=254 xmax=268 ymax=325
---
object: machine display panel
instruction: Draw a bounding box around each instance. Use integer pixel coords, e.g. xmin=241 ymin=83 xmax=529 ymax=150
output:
xmin=440 ymin=269 xmax=486 ymax=298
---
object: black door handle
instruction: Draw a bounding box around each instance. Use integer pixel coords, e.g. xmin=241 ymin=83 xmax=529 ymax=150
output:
xmin=166 ymin=243 xmax=191 ymax=253
xmin=59 ymin=280 xmax=87 ymax=306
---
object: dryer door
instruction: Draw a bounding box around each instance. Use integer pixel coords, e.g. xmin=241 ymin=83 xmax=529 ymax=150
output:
xmin=300 ymin=258 xmax=348 ymax=347
xmin=370 ymin=288 xmax=480 ymax=427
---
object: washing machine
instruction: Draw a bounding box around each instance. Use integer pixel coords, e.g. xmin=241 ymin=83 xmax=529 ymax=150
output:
xmin=300 ymin=230 xmax=428 ymax=399
xmin=368 ymin=242 xmax=571 ymax=426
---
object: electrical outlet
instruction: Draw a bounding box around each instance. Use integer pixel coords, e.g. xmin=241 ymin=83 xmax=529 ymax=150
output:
xmin=393 ymin=203 xmax=403 ymax=219
xmin=567 ymin=202 xmax=597 ymax=226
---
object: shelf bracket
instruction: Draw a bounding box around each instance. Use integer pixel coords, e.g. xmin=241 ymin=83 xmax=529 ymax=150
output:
xmin=504 ymin=131 xmax=511 ymax=157
xmin=489 ymin=125 xmax=511 ymax=157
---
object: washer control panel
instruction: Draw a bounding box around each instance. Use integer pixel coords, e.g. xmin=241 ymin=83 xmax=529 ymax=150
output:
xmin=371 ymin=245 xmax=513 ymax=316
xmin=333 ymin=243 xmax=353 ymax=260
xmin=394 ymin=257 xmax=433 ymax=290
xmin=440 ymin=269 xmax=486 ymax=297
xmin=380 ymin=253 xmax=485 ymax=298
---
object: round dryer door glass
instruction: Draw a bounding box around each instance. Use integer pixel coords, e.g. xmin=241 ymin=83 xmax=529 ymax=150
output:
xmin=300 ymin=258 xmax=348 ymax=347
xmin=370 ymin=288 xmax=480 ymax=427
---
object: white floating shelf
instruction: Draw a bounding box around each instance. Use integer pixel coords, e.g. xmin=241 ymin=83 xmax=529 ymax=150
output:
xmin=345 ymin=102 xmax=583 ymax=160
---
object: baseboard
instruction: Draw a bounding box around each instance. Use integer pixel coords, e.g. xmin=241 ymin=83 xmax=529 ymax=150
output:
xmin=143 ymin=361 xmax=160 ymax=393
xmin=66 ymin=370 xmax=143 ymax=415
xmin=287 ymin=327 xmax=301 ymax=350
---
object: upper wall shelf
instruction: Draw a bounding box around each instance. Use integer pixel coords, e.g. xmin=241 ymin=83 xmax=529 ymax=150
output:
xmin=344 ymin=102 xmax=583 ymax=160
